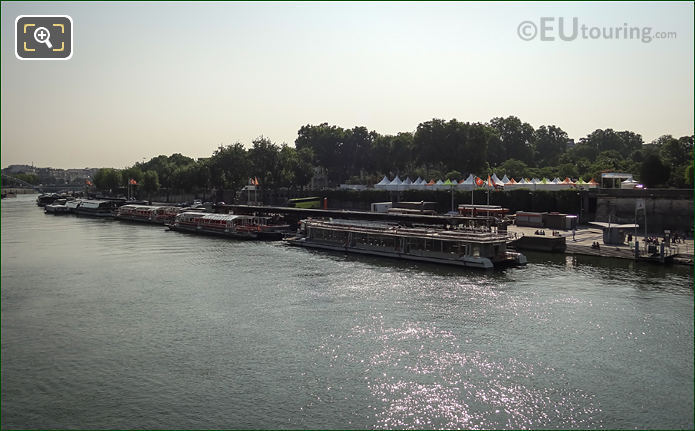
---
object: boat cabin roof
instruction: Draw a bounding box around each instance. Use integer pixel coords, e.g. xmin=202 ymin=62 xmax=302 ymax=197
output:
xmin=120 ymin=204 xmax=160 ymax=211
xmin=305 ymin=219 xmax=508 ymax=243
xmin=178 ymin=212 xmax=259 ymax=221
xmin=79 ymin=200 xmax=112 ymax=209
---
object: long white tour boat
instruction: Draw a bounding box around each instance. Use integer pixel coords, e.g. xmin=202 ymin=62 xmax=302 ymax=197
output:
xmin=286 ymin=219 xmax=527 ymax=269
xmin=116 ymin=204 xmax=181 ymax=224
xmin=168 ymin=211 xmax=289 ymax=241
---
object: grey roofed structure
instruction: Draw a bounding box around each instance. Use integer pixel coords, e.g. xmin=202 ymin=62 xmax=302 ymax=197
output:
xmin=600 ymin=172 xmax=634 ymax=188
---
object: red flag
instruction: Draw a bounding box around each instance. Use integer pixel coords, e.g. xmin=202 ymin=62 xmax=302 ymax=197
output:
xmin=254 ymin=177 xmax=259 ymax=186
xmin=475 ymin=177 xmax=484 ymax=187
xmin=85 ymin=180 xmax=93 ymax=186
xmin=129 ymin=179 xmax=137 ymax=185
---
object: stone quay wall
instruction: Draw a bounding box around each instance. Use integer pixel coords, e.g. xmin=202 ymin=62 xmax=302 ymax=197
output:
xmin=595 ymin=189 xmax=693 ymax=235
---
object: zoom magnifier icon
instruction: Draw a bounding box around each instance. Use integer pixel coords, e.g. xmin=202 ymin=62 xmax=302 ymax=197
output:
xmin=33 ymin=26 xmax=53 ymax=48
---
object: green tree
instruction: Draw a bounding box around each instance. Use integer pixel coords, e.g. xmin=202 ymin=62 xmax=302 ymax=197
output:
xmin=489 ymin=116 xmax=535 ymax=165
xmin=248 ymin=137 xmax=280 ymax=187
xmin=295 ymin=123 xmax=345 ymax=183
xmin=121 ymin=166 xmax=143 ymax=186
xmin=413 ymin=118 xmax=448 ymax=169
xmin=533 ymin=125 xmax=571 ymax=167
xmin=390 ymin=132 xmax=415 ymax=174
xmin=556 ymin=163 xmax=578 ymax=180
xmin=93 ymin=168 xmax=122 ymax=192
xmin=13 ymin=173 xmax=40 ymax=185
xmin=496 ymin=159 xmax=529 ymax=179
xmin=170 ymin=165 xmax=196 ymax=193
xmin=444 ymin=170 xmax=462 ymax=181
xmin=654 ymin=135 xmax=694 ymax=186
xmin=277 ymin=145 xmax=314 ymax=189
xmin=209 ymin=143 xmax=250 ymax=190
xmin=192 ymin=160 xmax=211 ymax=194
xmin=142 ymin=170 xmax=160 ymax=200
xmin=341 ymin=126 xmax=377 ymax=179
xmin=577 ymin=129 xmax=643 ymax=161
xmin=413 ymin=119 xmax=490 ymax=175
xmin=639 ymin=155 xmax=670 ymax=188
xmin=685 ymin=160 xmax=694 ymax=186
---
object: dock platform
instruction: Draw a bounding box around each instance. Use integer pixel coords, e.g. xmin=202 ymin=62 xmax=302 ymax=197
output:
xmin=508 ymin=225 xmax=693 ymax=265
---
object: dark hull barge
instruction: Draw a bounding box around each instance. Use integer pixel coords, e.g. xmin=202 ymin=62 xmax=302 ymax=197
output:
xmin=287 ymin=219 xmax=527 ymax=269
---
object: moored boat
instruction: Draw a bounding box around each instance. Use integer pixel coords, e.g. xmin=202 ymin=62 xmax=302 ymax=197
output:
xmin=45 ymin=199 xmax=70 ymax=214
xmin=74 ymin=200 xmax=119 ymax=217
xmin=36 ymin=193 xmax=61 ymax=207
xmin=116 ymin=204 xmax=181 ymax=224
xmin=168 ymin=211 xmax=289 ymax=241
xmin=286 ymin=219 xmax=527 ymax=269
xmin=65 ymin=199 xmax=82 ymax=213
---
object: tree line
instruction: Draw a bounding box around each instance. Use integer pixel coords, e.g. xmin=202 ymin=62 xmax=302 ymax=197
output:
xmin=92 ymin=116 xmax=694 ymax=196
xmin=92 ymin=137 xmax=314 ymax=198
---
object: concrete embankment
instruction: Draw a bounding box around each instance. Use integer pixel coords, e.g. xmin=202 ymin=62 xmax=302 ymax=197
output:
xmin=595 ymin=189 xmax=693 ymax=234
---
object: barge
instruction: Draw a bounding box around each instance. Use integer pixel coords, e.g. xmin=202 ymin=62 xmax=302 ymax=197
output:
xmin=287 ymin=219 xmax=527 ymax=269
xmin=116 ymin=204 xmax=181 ymax=224
xmin=45 ymin=199 xmax=70 ymax=214
xmin=168 ymin=211 xmax=289 ymax=241
xmin=36 ymin=193 xmax=62 ymax=207
xmin=74 ymin=200 xmax=120 ymax=217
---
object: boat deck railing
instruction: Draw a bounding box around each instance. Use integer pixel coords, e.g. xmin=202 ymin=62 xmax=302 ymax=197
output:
xmin=306 ymin=220 xmax=509 ymax=242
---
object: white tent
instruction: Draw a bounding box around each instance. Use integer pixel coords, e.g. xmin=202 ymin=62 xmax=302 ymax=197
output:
xmin=501 ymin=175 xmax=510 ymax=184
xmin=413 ymin=177 xmax=425 ymax=190
xmin=375 ymin=176 xmax=390 ymax=189
xmin=491 ymin=173 xmax=505 ymax=187
xmin=402 ymin=177 xmax=413 ymax=190
xmin=621 ymin=179 xmax=639 ymax=189
xmin=458 ymin=174 xmax=475 ymax=191
xmin=387 ymin=175 xmax=403 ymax=191
xmin=434 ymin=179 xmax=446 ymax=190
xmin=508 ymin=178 xmax=533 ymax=190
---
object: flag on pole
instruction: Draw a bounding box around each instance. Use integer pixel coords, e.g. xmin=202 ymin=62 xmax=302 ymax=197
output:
xmin=129 ymin=179 xmax=137 ymax=185
xmin=475 ymin=177 xmax=484 ymax=187
xmin=85 ymin=180 xmax=93 ymax=186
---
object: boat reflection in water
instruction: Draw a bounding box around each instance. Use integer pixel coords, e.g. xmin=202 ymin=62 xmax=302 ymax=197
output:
xmin=168 ymin=211 xmax=289 ymax=241
xmin=287 ymin=218 xmax=527 ymax=269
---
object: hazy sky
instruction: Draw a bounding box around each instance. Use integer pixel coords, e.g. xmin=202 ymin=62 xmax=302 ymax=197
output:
xmin=2 ymin=1 xmax=693 ymax=169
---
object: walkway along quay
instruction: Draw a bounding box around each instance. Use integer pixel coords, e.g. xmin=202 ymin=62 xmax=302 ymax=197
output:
xmin=507 ymin=225 xmax=694 ymax=265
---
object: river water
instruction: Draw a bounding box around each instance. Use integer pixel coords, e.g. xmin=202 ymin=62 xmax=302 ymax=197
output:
xmin=1 ymin=195 xmax=693 ymax=429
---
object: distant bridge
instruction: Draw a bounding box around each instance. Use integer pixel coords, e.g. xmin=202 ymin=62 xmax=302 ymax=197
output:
xmin=1 ymin=174 xmax=84 ymax=192
xmin=1 ymin=174 xmax=40 ymax=190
